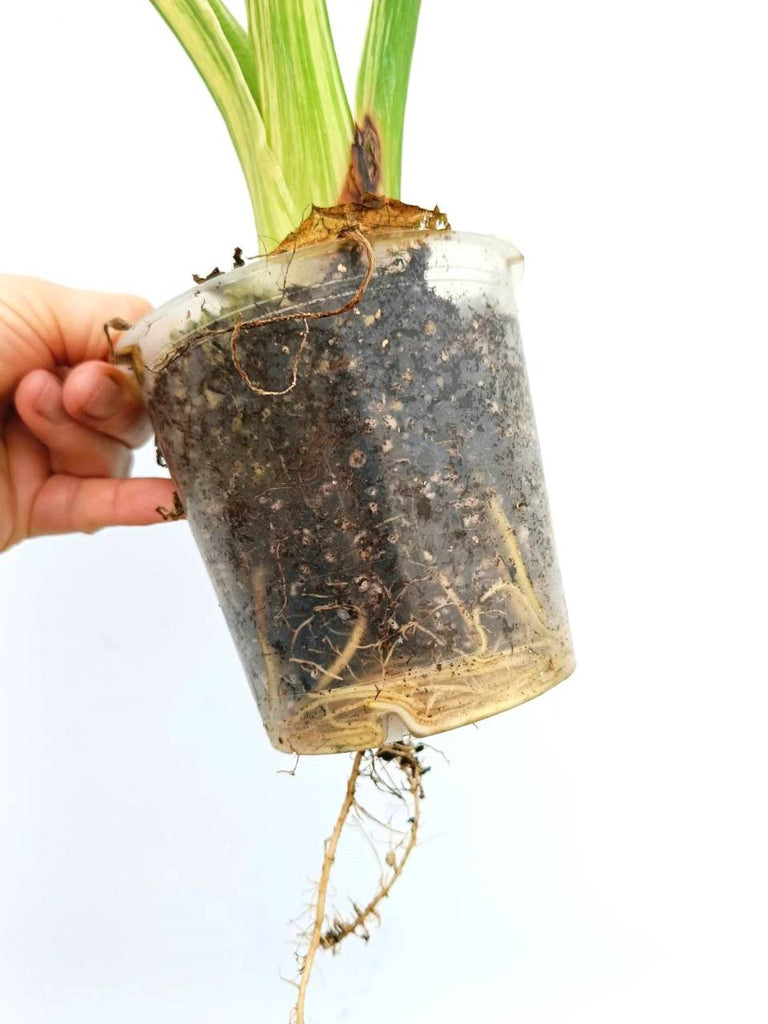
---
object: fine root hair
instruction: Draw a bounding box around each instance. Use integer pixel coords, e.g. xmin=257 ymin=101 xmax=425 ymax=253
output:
xmin=292 ymin=741 xmax=426 ymax=1024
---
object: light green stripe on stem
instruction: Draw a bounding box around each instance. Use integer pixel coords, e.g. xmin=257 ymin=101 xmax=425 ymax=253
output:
xmin=207 ymin=0 xmax=264 ymax=112
xmin=149 ymin=0 xmax=295 ymax=248
xmin=246 ymin=0 xmax=354 ymax=216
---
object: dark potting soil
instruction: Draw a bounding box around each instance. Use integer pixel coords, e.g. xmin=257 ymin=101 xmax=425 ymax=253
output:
xmin=147 ymin=236 xmax=571 ymax=751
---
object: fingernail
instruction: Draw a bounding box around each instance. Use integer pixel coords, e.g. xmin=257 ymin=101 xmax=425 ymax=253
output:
xmin=83 ymin=375 xmax=123 ymax=420
xmin=34 ymin=378 xmax=68 ymax=424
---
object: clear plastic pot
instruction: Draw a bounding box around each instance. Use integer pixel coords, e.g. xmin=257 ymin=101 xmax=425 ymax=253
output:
xmin=118 ymin=230 xmax=574 ymax=754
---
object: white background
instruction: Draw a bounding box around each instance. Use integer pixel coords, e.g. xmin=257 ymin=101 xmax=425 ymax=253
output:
xmin=1 ymin=1 xmax=767 ymax=1022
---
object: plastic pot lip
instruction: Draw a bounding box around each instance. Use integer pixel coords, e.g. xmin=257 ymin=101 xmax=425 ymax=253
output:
xmin=117 ymin=229 xmax=524 ymax=370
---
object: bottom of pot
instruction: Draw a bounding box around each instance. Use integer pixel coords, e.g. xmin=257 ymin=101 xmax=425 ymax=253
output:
xmin=264 ymin=638 xmax=575 ymax=755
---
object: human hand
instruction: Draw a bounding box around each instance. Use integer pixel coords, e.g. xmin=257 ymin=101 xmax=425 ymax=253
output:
xmin=0 ymin=275 xmax=177 ymax=553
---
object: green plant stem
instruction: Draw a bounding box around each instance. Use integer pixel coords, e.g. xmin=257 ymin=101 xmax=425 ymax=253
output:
xmin=149 ymin=0 xmax=295 ymax=246
xmin=355 ymin=0 xmax=422 ymax=197
xmin=246 ymin=0 xmax=354 ymax=221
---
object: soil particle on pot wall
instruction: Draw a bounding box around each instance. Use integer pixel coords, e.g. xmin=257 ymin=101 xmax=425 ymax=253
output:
xmin=147 ymin=235 xmax=573 ymax=753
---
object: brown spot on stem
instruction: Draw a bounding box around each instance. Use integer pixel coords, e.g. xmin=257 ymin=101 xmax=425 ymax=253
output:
xmin=339 ymin=116 xmax=382 ymax=202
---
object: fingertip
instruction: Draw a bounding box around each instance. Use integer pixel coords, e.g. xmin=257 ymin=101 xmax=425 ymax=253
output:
xmin=92 ymin=477 xmax=180 ymax=530
xmin=15 ymin=367 xmax=57 ymax=406
xmin=126 ymin=294 xmax=152 ymax=318
xmin=62 ymin=362 xmax=148 ymax=446
xmin=15 ymin=368 xmax=65 ymax=423
xmin=63 ymin=362 xmax=124 ymax=417
xmin=147 ymin=479 xmax=180 ymax=524
xmin=31 ymin=475 xmax=180 ymax=537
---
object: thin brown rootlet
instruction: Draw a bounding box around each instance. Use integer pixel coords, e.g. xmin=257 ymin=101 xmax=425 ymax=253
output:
xmin=276 ymin=496 xmax=552 ymax=701
xmin=147 ymin=227 xmax=374 ymax=392
xmin=227 ymin=229 xmax=374 ymax=395
xmin=104 ymin=318 xmax=145 ymax=386
xmin=106 ymin=197 xmax=448 ymax=386
xmin=293 ymin=742 xmax=426 ymax=1024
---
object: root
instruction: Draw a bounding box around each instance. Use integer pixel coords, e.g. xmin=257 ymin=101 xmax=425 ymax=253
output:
xmin=471 ymin=607 xmax=490 ymax=656
xmin=320 ymin=744 xmax=423 ymax=951
xmin=252 ymin=569 xmax=283 ymax=703
xmin=486 ymin=494 xmax=547 ymax=627
xmin=479 ymin=579 xmax=557 ymax=638
xmin=319 ymin=608 xmax=368 ymax=686
xmin=225 ymin=228 xmax=374 ymax=396
xmin=103 ymin=317 xmax=146 ymax=383
xmin=287 ymin=639 xmax=571 ymax=740
xmin=290 ymin=657 xmax=345 ymax=682
xmin=292 ymin=742 xmax=425 ymax=1024
xmin=102 ymin=317 xmax=133 ymax=360
xmin=435 ymin=570 xmax=484 ymax=649
xmin=294 ymin=750 xmax=363 ymax=1024
xmin=230 ymin=312 xmax=310 ymax=396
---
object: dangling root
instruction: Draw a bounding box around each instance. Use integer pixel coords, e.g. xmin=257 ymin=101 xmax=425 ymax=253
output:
xmin=103 ymin=317 xmax=133 ymax=360
xmin=103 ymin=317 xmax=146 ymax=383
xmin=293 ymin=742 xmax=425 ymax=1024
xmin=320 ymin=743 xmax=423 ymax=951
xmin=293 ymin=751 xmax=364 ymax=1024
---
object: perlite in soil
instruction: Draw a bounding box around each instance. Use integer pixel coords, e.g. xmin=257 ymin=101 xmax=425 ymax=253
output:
xmin=121 ymin=225 xmax=574 ymax=754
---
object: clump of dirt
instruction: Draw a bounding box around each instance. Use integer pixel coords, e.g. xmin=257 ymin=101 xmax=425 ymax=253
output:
xmin=146 ymin=232 xmax=572 ymax=753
